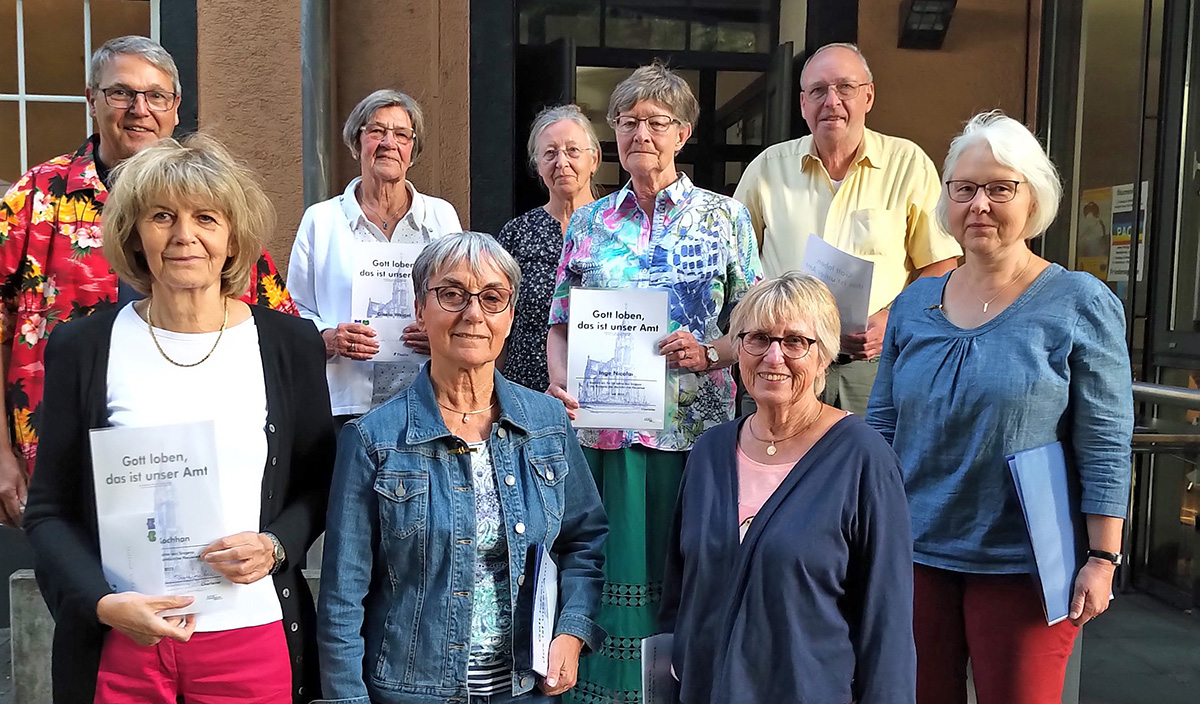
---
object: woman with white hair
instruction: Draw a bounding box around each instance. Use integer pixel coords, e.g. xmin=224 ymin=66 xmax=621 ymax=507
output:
xmin=866 ymin=111 xmax=1132 ymax=704
xmin=497 ymin=104 xmax=600 ymax=391
xmin=287 ymin=90 xmax=462 ymax=422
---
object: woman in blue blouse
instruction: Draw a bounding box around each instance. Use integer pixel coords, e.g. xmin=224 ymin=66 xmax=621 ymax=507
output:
xmin=867 ymin=112 xmax=1133 ymax=704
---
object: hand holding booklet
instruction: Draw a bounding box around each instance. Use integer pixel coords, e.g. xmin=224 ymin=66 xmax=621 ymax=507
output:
xmin=523 ymin=543 xmax=558 ymax=676
xmin=89 ymin=421 xmax=235 ymax=615
xmin=1007 ymin=441 xmax=1078 ymax=625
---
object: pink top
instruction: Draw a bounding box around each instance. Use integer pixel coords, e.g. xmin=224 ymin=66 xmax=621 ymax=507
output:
xmin=736 ymin=445 xmax=796 ymax=542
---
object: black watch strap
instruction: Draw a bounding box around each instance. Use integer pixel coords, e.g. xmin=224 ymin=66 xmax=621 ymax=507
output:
xmin=1086 ymin=549 xmax=1122 ymax=566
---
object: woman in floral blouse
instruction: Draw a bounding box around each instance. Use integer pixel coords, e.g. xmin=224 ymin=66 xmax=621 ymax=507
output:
xmin=546 ymin=62 xmax=762 ymax=704
xmin=497 ymin=104 xmax=600 ymax=392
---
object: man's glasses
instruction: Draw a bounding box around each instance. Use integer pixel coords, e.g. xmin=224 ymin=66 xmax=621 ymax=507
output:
xmin=610 ymin=115 xmax=681 ymax=134
xmin=361 ymin=123 xmax=416 ymax=146
xmin=945 ymin=180 xmax=1023 ymax=203
xmin=100 ymin=87 xmax=177 ymax=112
xmin=802 ymin=82 xmax=869 ymax=102
xmin=737 ymin=332 xmax=817 ymax=359
xmin=427 ymin=285 xmax=513 ymax=314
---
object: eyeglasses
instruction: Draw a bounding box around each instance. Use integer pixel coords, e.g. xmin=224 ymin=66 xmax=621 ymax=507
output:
xmin=100 ymin=87 xmax=177 ymax=112
xmin=802 ymin=82 xmax=869 ymax=102
xmin=737 ymin=332 xmax=817 ymax=359
xmin=361 ymin=123 xmax=416 ymax=146
xmin=945 ymin=179 xmax=1023 ymax=203
xmin=610 ymin=115 xmax=681 ymax=134
xmin=539 ymin=145 xmax=594 ymax=164
xmin=427 ymin=285 xmax=513 ymax=314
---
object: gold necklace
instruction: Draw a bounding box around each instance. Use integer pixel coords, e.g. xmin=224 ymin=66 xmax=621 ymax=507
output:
xmin=747 ymin=405 xmax=823 ymax=456
xmin=438 ymin=400 xmax=496 ymax=423
xmin=146 ymin=298 xmax=229 ymax=368
xmin=975 ymin=252 xmax=1033 ymax=313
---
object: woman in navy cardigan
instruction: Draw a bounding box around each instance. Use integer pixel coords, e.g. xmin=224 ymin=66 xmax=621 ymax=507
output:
xmin=659 ymin=272 xmax=916 ymax=704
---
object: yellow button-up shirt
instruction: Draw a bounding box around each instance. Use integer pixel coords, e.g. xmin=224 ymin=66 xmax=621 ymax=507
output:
xmin=734 ymin=128 xmax=962 ymax=316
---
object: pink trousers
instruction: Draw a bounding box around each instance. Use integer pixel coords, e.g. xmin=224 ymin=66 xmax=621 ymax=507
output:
xmin=93 ymin=620 xmax=292 ymax=704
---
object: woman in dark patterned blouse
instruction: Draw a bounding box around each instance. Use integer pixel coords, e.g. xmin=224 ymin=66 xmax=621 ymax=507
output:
xmin=497 ymin=105 xmax=600 ymax=391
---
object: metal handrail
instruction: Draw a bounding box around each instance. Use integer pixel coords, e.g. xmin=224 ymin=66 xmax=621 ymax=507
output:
xmin=1132 ymin=381 xmax=1200 ymax=410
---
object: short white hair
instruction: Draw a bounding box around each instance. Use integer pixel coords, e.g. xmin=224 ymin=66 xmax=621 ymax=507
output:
xmin=937 ymin=111 xmax=1062 ymax=239
xmin=800 ymin=42 xmax=874 ymax=86
xmin=89 ymin=35 xmax=181 ymax=94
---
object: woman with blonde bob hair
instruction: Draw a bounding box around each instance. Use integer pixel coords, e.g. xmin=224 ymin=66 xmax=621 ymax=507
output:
xmin=26 ymin=134 xmax=336 ymax=703
xmin=868 ymin=112 xmax=1132 ymax=703
xmin=660 ymin=272 xmax=915 ymax=704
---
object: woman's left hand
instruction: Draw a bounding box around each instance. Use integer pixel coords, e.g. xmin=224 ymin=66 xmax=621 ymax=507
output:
xmin=402 ymin=322 xmax=431 ymax=355
xmin=658 ymin=330 xmax=707 ymax=372
xmin=200 ymin=532 xmax=276 ymax=584
xmin=1068 ymin=558 xmax=1116 ymax=626
xmin=538 ymin=634 xmax=585 ymax=696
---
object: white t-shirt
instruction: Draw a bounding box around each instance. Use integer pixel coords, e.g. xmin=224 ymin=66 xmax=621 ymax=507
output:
xmin=106 ymin=303 xmax=282 ymax=632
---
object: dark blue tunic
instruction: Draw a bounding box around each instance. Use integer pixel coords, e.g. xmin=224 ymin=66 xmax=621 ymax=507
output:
xmin=659 ymin=414 xmax=916 ymax=704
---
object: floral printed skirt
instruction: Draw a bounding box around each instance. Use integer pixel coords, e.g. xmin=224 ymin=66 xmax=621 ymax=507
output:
xmin=566 ymin=445 xmax=687 ymax=704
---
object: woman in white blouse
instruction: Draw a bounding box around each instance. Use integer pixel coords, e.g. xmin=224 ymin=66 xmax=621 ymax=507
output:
xmin=287 ymin=90 xmax=462 ymax=421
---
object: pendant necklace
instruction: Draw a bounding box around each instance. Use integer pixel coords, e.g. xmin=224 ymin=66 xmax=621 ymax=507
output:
xmin=747 ymin=406 xmax=823 ymax=456
xmin=146 ymin=298 xmax=229 ymax=368
xmin=975 ymin=252 xmax=1033 ymax=313
xmin=438 ymin=400 xmax=496 ymax=423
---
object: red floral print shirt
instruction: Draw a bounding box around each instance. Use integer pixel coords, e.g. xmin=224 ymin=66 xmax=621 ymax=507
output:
xmin=0 ymin=137 xmax=299 ymax=474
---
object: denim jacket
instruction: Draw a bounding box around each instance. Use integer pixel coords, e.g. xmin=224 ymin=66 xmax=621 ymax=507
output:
xmin=316 ymin=367 xmax=608 ymax=704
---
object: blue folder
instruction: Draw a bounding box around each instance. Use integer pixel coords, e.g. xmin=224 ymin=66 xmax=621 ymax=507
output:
xmin=1007 ymin=441 xmax=1076 ymax=625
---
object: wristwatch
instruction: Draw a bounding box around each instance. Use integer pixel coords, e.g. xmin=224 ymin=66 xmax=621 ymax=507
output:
xmin=702 ymin=344 xmax=720 ymax=370
xmin=264 ymin=532 xmax=286 ymax=574
xmin=1086 ymin=549 xmax=1122 ymax=567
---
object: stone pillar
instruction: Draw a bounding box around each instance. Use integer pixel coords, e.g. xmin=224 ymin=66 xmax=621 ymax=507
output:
xmin=10 ymin=570 xmax=52 ymax=704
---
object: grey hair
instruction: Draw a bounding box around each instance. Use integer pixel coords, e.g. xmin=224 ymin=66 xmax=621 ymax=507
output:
xmin=412 ymin=232 xmax=522 ymax=308
xmin=342 ymin=89 xmax=426 ymax=162
xmin=607 ymin=61 xmax=700 ymax=128
xmin=728 ymin=272 xmax=841 ymax=395
xmin=526 ymin=104 xmax=601 ymax=171
xmin=89 ymin=35 xmax=181 ymax=94
xmin=800 ymin=42 xmax=874 ymax=86
xmin=937 ymin=110 xmax=1062 ymax=239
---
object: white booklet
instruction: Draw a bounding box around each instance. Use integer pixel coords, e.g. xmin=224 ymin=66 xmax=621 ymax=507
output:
xmin=800 ymin=233 xmax=874 ymax=333
xmin=567 ymin=287 xmax=669 ymax=430
xmin=89 ymin=421 xmax=235 ymax=615
xmin=641 ymin=632 xmax=680 ymax=704
xmin=530 ymin=544 xmax=559 ymax=676
xmin=351 ymin=241 xmax=426 ymax=360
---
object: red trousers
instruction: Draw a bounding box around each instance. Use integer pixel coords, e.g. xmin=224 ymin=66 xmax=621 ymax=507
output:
xmin=914 ymin=564 xmax=1079 ymax=704
xmin=93 ymin=620 xmax=291 ymax=704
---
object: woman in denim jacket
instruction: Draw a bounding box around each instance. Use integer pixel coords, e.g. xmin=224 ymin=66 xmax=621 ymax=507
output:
xmin=317 ymin=232 xmax=608 ymax=704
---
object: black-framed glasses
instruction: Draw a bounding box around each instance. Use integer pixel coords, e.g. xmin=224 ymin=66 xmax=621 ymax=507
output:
xmin=802 ymin=81 xmax=869 ymax=102
xmin=100 ymin=87 xmax=177 ymax=112
xmin=945 ymin=179 xmax=1024 ymax=203
xmin=610 ymin=115 xmax=682 ymax=134
xmin=361 ymin=122 xmax=416 ymax=145
xmin=427 ymin=285 xmax=513 ymax=314
xmin=737 ymin=332 xmax=817 ymax=359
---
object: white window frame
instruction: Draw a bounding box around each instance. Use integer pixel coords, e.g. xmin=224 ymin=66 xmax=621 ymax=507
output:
xmin=1 ymin=0 xmax=161 ymax=174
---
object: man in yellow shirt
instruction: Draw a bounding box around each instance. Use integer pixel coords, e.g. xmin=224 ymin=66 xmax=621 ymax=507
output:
xmin=734 ymin=42 xmax=961 ymax=415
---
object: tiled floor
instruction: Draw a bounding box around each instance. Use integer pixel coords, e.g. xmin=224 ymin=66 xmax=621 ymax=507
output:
xmin=0 ymin=593 xmax=1195 ymax=704
xmin=1079 ymin=593 xmax=1200 ymax=704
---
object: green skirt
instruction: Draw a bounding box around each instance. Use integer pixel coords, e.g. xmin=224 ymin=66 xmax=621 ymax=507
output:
xmin=566 ymin=445 xmax=687 ymax=704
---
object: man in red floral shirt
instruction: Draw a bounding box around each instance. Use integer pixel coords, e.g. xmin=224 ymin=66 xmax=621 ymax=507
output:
xmin=0 ymin=36 xmax=298 ymax=528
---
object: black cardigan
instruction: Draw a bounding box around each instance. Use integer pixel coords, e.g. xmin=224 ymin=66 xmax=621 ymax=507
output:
xmin=25 ymin=305 xmax=336 ymax=704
